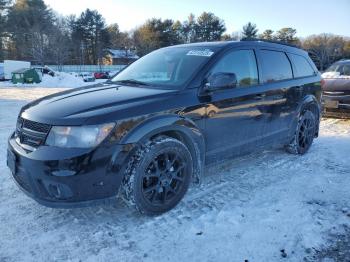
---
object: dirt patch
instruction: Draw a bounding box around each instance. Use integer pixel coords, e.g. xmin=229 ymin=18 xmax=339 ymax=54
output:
xmin=305 ymin=224 xmax=350 ymax=262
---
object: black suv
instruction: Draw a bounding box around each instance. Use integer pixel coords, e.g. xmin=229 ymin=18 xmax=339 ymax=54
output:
xmin=7 ymin=41 xmax=321 ymax=215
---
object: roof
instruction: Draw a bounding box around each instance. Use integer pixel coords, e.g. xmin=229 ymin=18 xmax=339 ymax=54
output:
xmin=106 ymin=49 xmax=139 ymax=59
xmin=12 ymin=68 xmax=35 ymax=74
xmin=168 ymin=40 xmax=305 ymax=54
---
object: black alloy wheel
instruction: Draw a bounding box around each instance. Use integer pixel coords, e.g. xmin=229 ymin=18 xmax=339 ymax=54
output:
xmin=297 ymin=111 xmax=316 ymax=153
xmin=122 ymin=136 xmax=193 ymax=215
xmin=286 ymin=109 xmax=317 ymax=155
xmin=142 ymin=151 xmax=186 ymax=205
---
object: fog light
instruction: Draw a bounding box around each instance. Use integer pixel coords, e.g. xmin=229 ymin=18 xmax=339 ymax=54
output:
xmin=48 ymin=184 xmax=61 ymax=199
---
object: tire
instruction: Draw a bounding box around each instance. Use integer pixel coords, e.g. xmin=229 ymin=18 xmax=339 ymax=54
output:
xmin=286 ymin=109 xmax=317 ymax=155
xmin=121 ymin=136 xmax=193 ymax=215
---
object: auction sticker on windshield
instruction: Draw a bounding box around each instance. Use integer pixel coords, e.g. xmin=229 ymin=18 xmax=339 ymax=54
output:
xmin=186 ymin=49 xmax=214 ymax=57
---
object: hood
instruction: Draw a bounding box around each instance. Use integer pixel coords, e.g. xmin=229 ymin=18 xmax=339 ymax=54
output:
xmin=20 ymin=83 xmax=178 ymax=125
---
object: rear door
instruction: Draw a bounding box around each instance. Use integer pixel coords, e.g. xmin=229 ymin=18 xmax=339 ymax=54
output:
xmin=255 ymin=49 xmax=296 ymax=146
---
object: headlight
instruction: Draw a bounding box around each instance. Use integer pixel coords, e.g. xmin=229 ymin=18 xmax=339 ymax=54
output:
xmin=46 ymin=123 xmax=115 ymax=148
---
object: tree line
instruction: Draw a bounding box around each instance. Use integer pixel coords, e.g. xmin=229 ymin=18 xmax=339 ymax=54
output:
xmin=1 ymin=0 xmax=349 ymax=70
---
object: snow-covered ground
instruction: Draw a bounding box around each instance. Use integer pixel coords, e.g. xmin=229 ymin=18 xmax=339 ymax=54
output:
xmin=0 ymin=72 xmax=106 ymax=88
xmin=0 ymin=88 xmax=349 ymax=262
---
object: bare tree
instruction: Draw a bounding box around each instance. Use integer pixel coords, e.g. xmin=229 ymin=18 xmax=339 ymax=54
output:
xmin=48 ymin=17 xmax=72 ymax=67
xmin=303 ymin=34 xmax=346 ymax=70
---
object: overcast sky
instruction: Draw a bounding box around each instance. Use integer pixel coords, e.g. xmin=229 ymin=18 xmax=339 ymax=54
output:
xmin=44 ymin=0 xmax=350 ymax=37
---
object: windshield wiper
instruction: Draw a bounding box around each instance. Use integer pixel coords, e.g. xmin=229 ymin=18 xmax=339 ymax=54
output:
xmin=114 ymin=79 xmax=150 ymax=86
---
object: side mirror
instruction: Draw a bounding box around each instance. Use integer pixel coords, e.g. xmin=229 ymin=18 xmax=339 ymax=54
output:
xmin=205 ymin=72 xmax=237 ymax=91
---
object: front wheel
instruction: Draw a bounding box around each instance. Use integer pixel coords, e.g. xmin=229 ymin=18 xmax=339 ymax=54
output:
xmin=121 ymin=136 xmax=193 ymax=215
xmin=286 ymin=109 xmax=317 ymax=155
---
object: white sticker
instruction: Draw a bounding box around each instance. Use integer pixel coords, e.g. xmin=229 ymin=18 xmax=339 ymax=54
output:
xmin=186 ymin=49 xmax=214 ymax=57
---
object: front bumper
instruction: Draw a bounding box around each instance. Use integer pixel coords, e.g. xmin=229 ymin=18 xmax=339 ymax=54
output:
xmin=6 ymin=132 xmax=135 ymax=208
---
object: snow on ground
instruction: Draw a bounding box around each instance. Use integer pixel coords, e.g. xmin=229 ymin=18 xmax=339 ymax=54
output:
xmin=0 ymin=88 xmax=350 ymax=262
xmin=0 ymin=72 xmax=106 ymax=88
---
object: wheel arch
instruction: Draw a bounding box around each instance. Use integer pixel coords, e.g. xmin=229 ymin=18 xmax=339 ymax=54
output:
xmin=298 ymin=95 xmax=321 ymax=118
xmin=120 ymin=114 xmax=205 ymax=183
xmin=290 ymin=94 xmax=321 ymax=138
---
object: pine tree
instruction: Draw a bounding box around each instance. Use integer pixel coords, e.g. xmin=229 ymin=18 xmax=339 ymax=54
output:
xmin=275 ymin=28 xmax=299 ymax=45
xmin=133 ymin=18 xmax=181 ymax=56
xmin=242 ymin=22 xmax=258 ymax=40
xmin=71 ymin=9 xmax=109 ymax=64
xmin=260 ymin=29 xmax=274 ymax=40
xmin=195 ymin=12 xmax=226 ymax=42
xmin=6 ymin=0 xmax=55 ymax=64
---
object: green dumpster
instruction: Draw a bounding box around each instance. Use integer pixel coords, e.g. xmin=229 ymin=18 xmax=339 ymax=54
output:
xmin=11 ymin=68 xmax=41 ymax=84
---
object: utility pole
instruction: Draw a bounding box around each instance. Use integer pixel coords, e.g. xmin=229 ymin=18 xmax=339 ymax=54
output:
xmin=80 ymin=41 xmax=85 ymax=72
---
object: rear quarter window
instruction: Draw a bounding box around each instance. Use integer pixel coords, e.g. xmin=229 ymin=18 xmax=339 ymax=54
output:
xmin=260 ymin=50 xmax=293 ymax=83
xmin=289 ymin=53 xmax=315 ymax=78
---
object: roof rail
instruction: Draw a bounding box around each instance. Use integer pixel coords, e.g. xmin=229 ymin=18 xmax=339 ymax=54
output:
xmin=240 ymin=38 xmax=300 ymax=48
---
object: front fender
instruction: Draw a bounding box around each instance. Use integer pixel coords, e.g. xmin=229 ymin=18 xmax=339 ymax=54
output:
xmin=118 ymin=114 xmax=205 ymax=183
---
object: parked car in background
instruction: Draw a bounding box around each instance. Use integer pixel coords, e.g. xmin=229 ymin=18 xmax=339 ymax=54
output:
xmin=79 ymin=72 xmax=95 ymax=82
xmin=321 ymin=59 xmax=350 ymax=118
xmin=7 ymin=40 xmax=321 ymax=215
xmin=94 ymin=71 xmax=110 ymax=79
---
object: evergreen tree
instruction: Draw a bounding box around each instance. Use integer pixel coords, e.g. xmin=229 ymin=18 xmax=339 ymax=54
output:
xmin=172 ymin=20 xmax=185 ymax=44
xmin=259 ymin=29 xmax=274 ymax=40
xmin=0 ymin=0 xmax=10 ymax=60
xmin=133 ymin=18 xmax=181 ymax=56
xmin=106 ymin=23 xmax=132 ymax=50
xmin=242 ymin=22 xmax=258 ymax=40
xmin=195 ymin=12 xmax=226 ymax=42
xmin=182 ymin=13 xmax=197 ymax=43
xmin=6 ymin=0 xmax=55 ymax=64
xmin=275 ymin=27 xmax=299 ymax=45
xmin=71 ymin=9 xmax=109 ymax=64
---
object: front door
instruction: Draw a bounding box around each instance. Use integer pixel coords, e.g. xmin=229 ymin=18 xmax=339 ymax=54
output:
xmin=202 ymin=48 xmax=266 ymax=163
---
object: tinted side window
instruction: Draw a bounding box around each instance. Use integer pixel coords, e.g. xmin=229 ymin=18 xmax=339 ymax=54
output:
xmin=211 ymin=49 xmax=258 ymax=87
xmin=260 ymin=50 xmax=293 ymax=83
xmin=289 ymin=53 xmax=315 ymax=77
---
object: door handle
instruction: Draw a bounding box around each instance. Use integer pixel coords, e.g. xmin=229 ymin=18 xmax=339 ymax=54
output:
xmin=254 ymin=94 xmax=266 ymax=100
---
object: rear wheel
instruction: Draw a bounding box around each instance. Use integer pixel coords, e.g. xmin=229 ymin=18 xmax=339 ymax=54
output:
xmin=121 ymin=136 xmax=193 ymax=215
xmin=286 ymin=110 xmax=317 ymax=155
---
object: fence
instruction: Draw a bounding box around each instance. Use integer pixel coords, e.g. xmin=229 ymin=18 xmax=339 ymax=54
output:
xmin=46 ymin=65 xmax=126 ymax=73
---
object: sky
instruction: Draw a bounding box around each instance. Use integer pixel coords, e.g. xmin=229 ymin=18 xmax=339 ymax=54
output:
xmin=44 ymin=0 xmax=350 ymax=37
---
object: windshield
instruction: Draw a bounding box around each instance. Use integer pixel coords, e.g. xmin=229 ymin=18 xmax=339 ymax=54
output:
xmin=325 ymin=63 xmax=350 ymax=76
xmin=112 ymin=46 xmax=218 ymax=89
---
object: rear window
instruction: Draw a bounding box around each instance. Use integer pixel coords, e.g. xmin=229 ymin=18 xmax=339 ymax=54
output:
xmin=289 ymin=53 xmax=315 ymax=77
xmin=260 ymin=50 xmax=293 ymax=83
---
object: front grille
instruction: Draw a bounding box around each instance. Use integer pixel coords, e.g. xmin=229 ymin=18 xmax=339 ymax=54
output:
xmin=22 ymin=118 xmax=51 ymax=133
xmin=16 ymin=118 xmax=51 ymax=149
